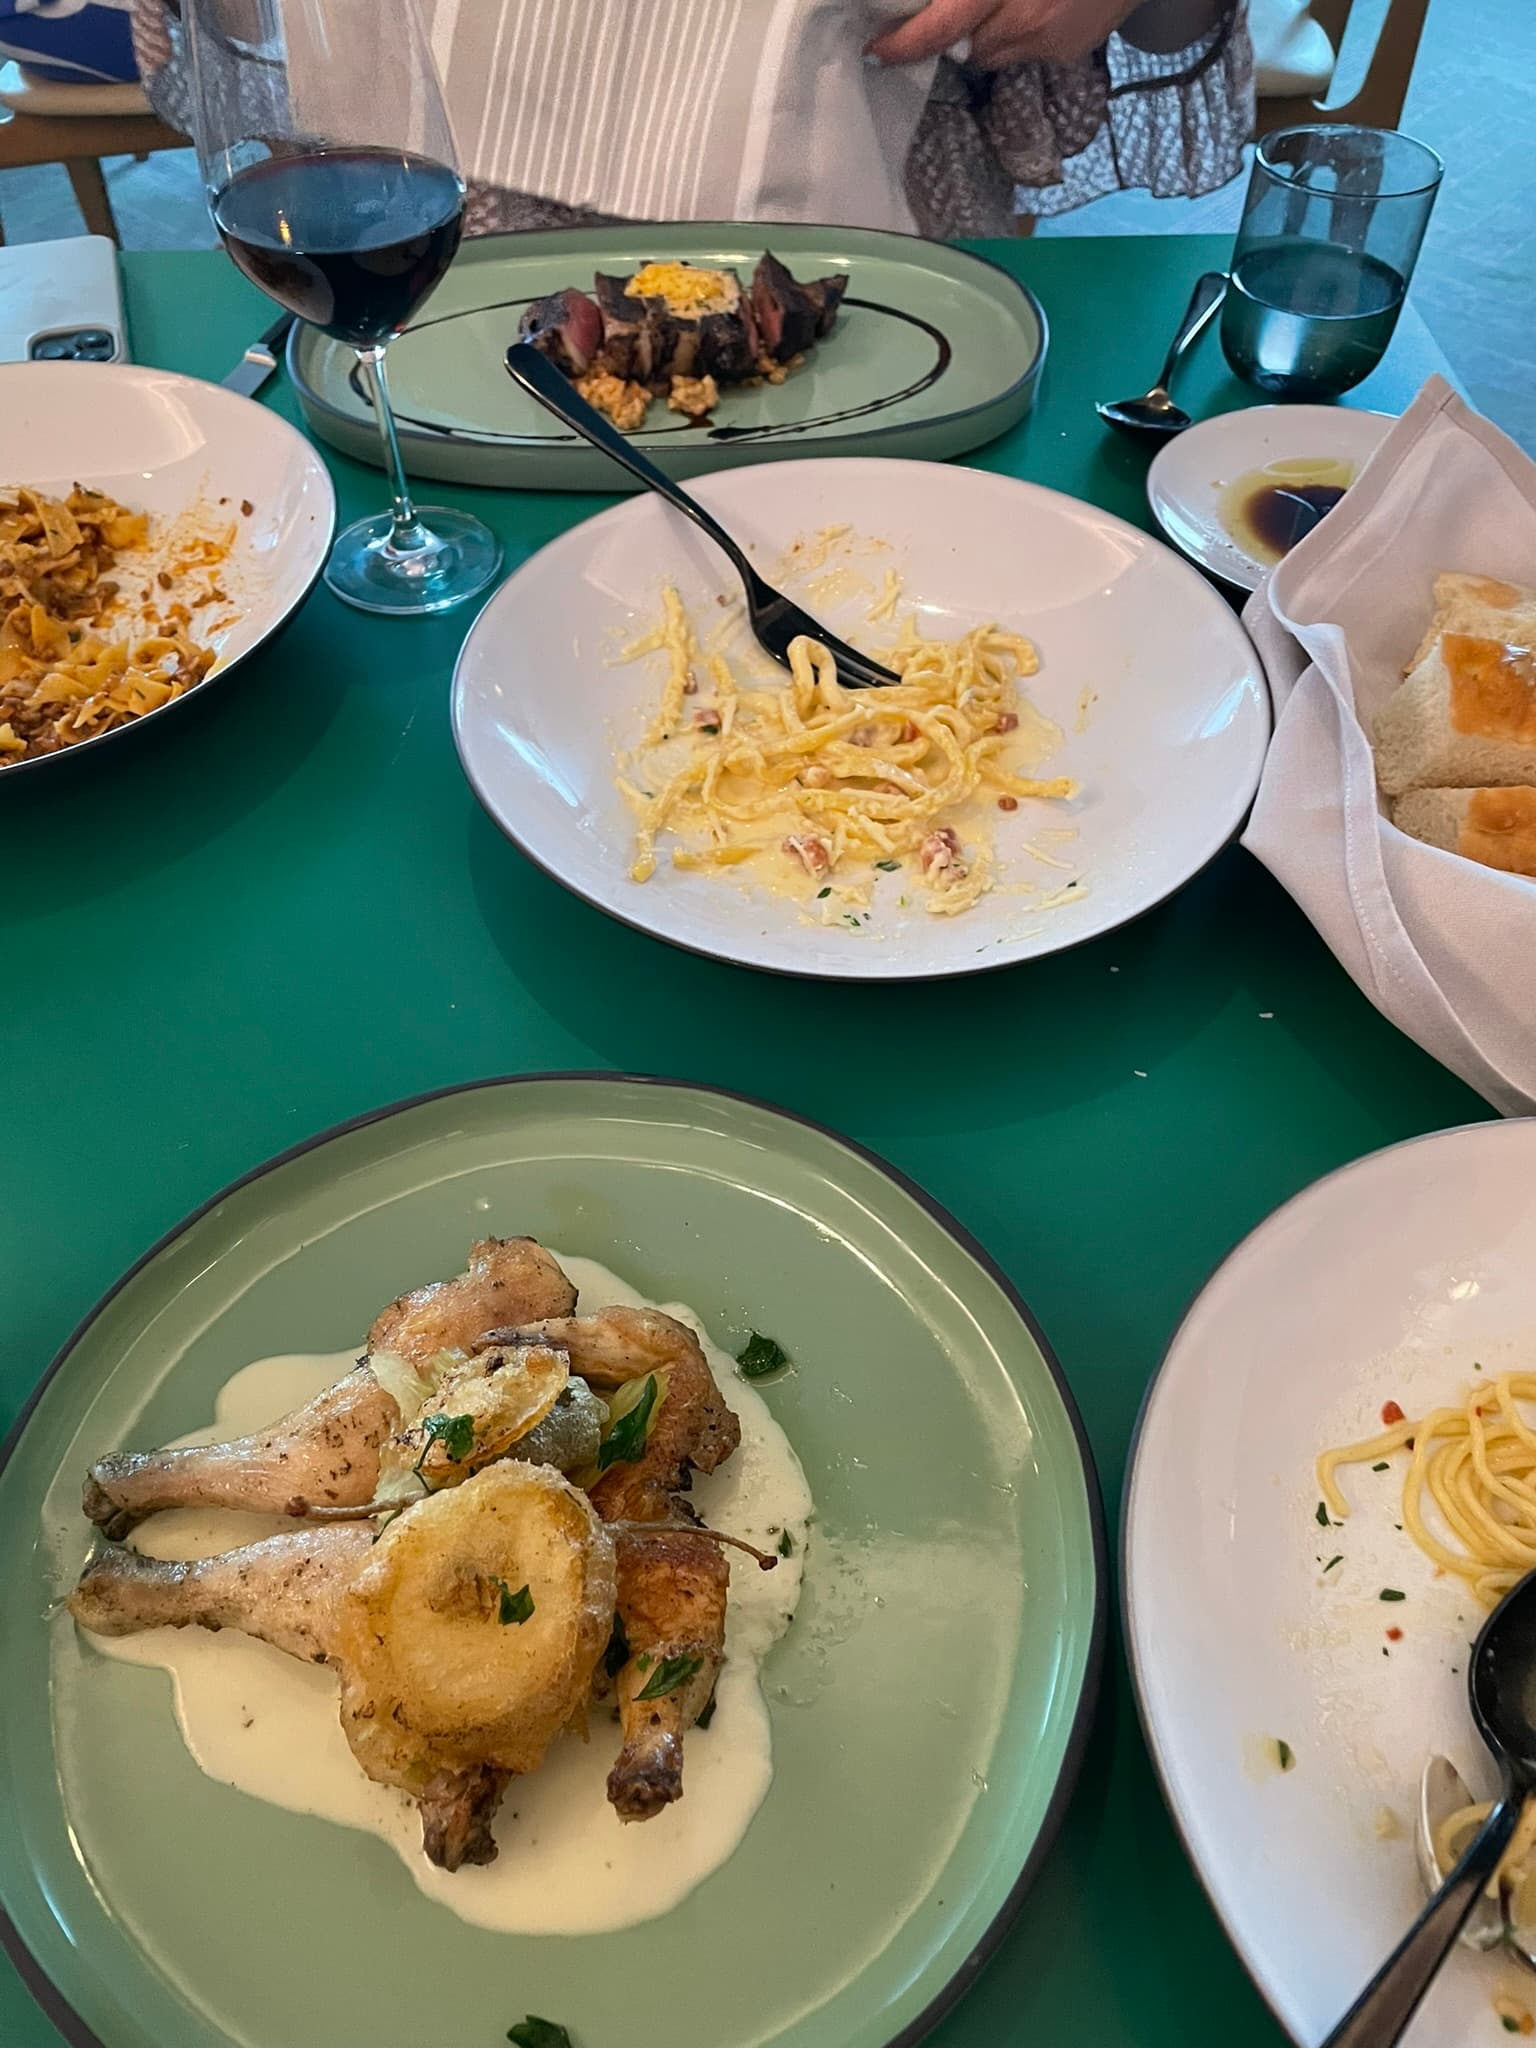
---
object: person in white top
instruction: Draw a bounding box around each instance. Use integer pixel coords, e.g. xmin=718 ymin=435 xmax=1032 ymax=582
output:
xmin=131 ymin=0 xmax=1250 ymax=239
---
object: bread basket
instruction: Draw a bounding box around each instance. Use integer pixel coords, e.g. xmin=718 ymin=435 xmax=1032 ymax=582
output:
xmin=1242 ymin=375 xmax=1536 ymax=1113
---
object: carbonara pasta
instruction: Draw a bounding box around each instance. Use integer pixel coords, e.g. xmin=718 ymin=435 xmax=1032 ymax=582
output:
xmin=616 ymin=586 xmax=1076 ymax=919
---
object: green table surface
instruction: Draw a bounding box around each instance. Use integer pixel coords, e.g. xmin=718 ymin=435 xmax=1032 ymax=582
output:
xmin=1 ymin=235 xmax=1483 ymax=2048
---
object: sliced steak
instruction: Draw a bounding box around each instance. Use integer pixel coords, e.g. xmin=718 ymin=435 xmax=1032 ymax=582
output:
xmin=751 ymin=251 xmax=820 ymax=362
xmin=802 ymin=273 xmax=848 ymax=338
xmin=594 ymin=272 xmax=672 ymax=381
xmin=692 ymin=306 xmax=757 ymax=383
xmin=518 ymin=287 xmax=603 ymax=376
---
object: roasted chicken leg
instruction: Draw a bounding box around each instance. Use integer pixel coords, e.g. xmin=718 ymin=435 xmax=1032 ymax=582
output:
xmin=503 ymin=1306 xmax=741 ymax=1524
xmin=69 ymin=1464 xmax=615 ymax=1870
xmin=72 ymin=1254 xmax=752 ymax=1854
xmin=69 ymin=1525 xmax=509 ymax=1862
xmin=506 ymin=1307 xmax=741 ymax=1819
xmin=82 ymin=1238 xmax=578 ymax=1537
xmin=608 ymin=1529 xmax=728 ymax=1820
xmin=368 ymin=1235 xmax=576 ymax=1368
xmin=82 ymin=1367 xmax=394 ymax=1542
xmin=69 ymin=1523 xmax=374 ymax=1662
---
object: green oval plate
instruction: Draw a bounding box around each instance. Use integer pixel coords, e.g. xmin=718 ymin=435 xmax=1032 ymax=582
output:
xmin=289 ymin=224 xmax=1047 ymax=491
xmin=0 ymin=1075 xmax=1102 ymax=2048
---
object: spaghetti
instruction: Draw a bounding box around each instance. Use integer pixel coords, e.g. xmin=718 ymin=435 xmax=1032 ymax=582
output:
xmin=1318 ymin=1372 xmax=1536 ymax=1607
xmin=1319 ymin=1373 xmax=1536 ymax=1918
xmin=616 ymin=585 xmax=1076 ymax=918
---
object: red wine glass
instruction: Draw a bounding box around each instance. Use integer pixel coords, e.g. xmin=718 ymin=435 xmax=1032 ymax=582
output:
xmin=184 ymin=0 xmax=500 ymax=615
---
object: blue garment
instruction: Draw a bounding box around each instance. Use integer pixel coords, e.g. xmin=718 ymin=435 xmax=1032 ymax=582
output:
xmin=0 ymin=0 xmax=137 ymax=84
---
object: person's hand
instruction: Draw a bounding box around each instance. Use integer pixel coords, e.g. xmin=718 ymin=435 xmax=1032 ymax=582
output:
xmin=866 ymin=0 xmax=1138 ymax=68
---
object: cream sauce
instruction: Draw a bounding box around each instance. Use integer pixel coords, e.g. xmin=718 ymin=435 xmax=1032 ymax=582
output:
xmin=84 ymin=1254 xmax=814 ymax=1935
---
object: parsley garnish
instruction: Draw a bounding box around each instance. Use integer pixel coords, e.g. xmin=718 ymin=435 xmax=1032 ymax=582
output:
xmin=1380 ymin=1588 xmax=1406 ymax=1602
xmin=635 ymin=1652 xmax=703 ymax=1702
xmin=1314 ymin=1501 xmax=1329 ymax=1526
xmin=1322 ymin=1555 xmax=1342 ymax=1573
xmin=843 ymin=912 xmax=861 ymax=928
xmin=496 ymin=1580 xmax=534 ymax=1626
xmin=875 ymin=859 xmax=900 ymax=871
xmin=777 ymin=1530 xmax=794 ymax=1557
xmin=816 ymin=886 xmax=831 ymax=899
xmin=1502 ymin=2017 xmax=1520 ymax=2033
xmin=598 ymin=1374 xmax=659 ymax=1472
xmin=738 ymin=1332 xmax=788 ymax=1380
xmin=696 ymin=1691 xmax=718 ymax=1729
xmin=508 ymin=2020 xmax=573 ymax=2048
xmin=415 ymin=1410 xmax=475 ymax=1479
xmin=1276 ymin=1739 xmax=1295 ymax=1771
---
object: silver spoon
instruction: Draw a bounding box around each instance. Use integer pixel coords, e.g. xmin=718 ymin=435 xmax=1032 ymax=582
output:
xmin=504 ymin=340 xmax=899 ymax=691
xmin=1095 ymin=272 xmax=1227 ymax=440
xmin=1322 ymin=1572 xmax=1536 ymax=2046
xmin=1416 ymin=1755 xmax=1506 ymax=1952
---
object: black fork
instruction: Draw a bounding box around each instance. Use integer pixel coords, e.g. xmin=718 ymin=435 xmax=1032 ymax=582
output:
xmin=505 ymin=341 xmax=899 ymax=691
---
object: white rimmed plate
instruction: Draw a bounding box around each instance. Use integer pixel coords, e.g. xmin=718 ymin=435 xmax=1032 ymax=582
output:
xmin=1147 ymin=404 xmax=1395 ymax=592
xmin=1 ymin=361 xmax=335 ymax=780
xmin=452 ymin=456 xmax=1269 ymax=982
xmin=1125 ymin=1118 xmax=1536 ymax=2047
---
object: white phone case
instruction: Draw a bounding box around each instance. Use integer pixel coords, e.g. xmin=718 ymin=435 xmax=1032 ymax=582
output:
xmin=0 ymin=235 xmax=127 ymax=365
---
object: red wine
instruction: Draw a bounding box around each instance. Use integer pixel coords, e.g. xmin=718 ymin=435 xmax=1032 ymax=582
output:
xmin=213 ymin=148 xmax=464 ymax=348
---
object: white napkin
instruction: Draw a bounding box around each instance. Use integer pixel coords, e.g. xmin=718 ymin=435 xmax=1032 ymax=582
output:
xmin=1241 ymin=375 xmax=1536 ymax=1115
xmin=421 ymin=0 xmax=941 ymax=234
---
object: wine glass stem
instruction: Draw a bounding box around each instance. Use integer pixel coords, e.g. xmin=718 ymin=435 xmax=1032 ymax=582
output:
xmin=356 ymin=343 xmax=432 ymax=557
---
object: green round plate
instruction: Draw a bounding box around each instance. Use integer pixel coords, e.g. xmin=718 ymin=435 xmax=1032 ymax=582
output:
xmin=0 ymin=1075 xmax=1103 ymax=2048
xmin=289 ymin=225 xmax=1047 ymax=491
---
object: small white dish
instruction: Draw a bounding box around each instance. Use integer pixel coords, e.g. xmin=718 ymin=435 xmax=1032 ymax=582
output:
xmin=1148 ymin=404 xmax=1395 ymax=592
xmin=452 ymin=455 xmax=1269 ymax=983
xmin=1124 ymin=1118 xmax=1536 ymax=2047
xmin=1 ymin=360 xmax=335 ymax=778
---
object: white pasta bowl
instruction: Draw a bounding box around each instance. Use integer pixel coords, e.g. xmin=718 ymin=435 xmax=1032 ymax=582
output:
xmin=452 ymin=455 xmax=1269 ymax=981
xmin=1124 ymin=1116 xmax=1536 ymax=2047
xmin=0 ymin=361 xmax=335 ymax=779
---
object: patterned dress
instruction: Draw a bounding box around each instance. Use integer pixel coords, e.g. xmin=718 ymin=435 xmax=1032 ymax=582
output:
xmin=130 ymin=0 xmax=1251 ymax=239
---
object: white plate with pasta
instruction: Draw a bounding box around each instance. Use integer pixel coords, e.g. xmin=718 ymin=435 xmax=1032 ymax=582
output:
xmin=1124 ymin=1117 xmax=1536 ymax=2046
xmin=452 ymin=456 xmax=1267 ymax=979
xmin=1 ymin=361 xmax=334 ymax=776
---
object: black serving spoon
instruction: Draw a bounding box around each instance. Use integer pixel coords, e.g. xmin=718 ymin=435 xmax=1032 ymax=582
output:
xmin=1321 ymin=1571 xmax=1536 ymax=2046
xmin=505 ymin=340 xmax=899 ymax=691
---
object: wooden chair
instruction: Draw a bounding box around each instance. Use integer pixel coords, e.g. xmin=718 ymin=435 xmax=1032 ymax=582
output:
xmin=1256 ymin=0 xmax=1434 ymax=136
xmin=0 ymin=63 xmax=187 ymax=246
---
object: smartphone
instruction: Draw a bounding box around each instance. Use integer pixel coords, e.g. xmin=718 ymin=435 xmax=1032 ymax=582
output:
xmin=0 ymin=234 xmax=127 ymax=364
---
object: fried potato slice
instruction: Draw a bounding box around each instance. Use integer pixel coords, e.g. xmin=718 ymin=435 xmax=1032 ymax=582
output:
xmin=379 ymin=1340 xmax=571 ymax=1492
xmin=334 ymin=1463 xmax=616 ymax=1794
